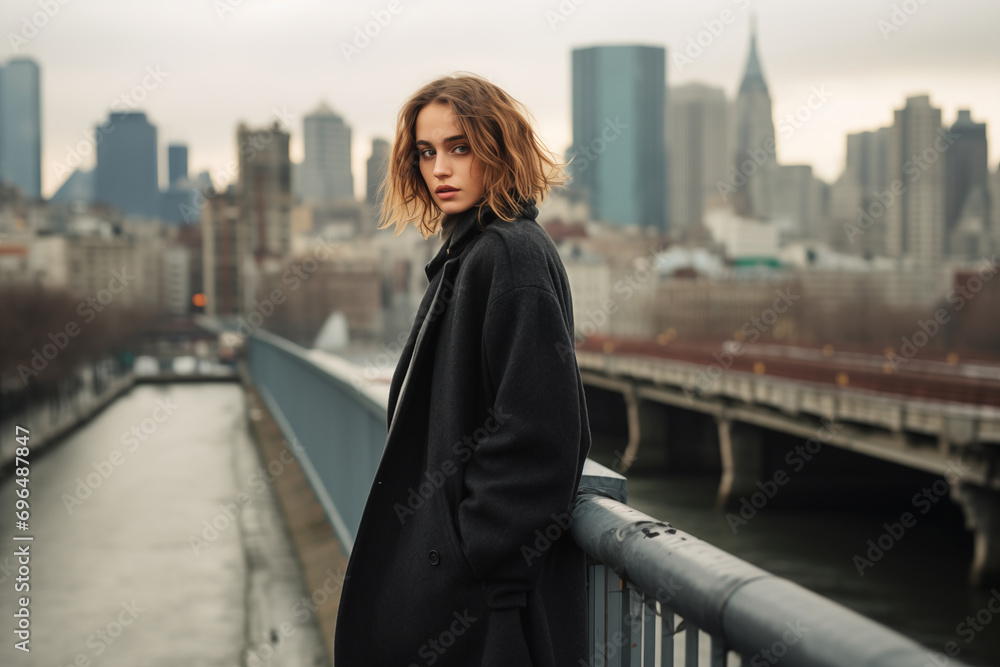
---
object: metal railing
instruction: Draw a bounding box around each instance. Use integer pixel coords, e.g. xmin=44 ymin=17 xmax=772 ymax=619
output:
xmin=247 ymin=328 xmax=388 ymax=552
xmin=571 ymin=489 xmax=972 ymax=666
xmin=246 ymin=330 xmax=968 ymax=667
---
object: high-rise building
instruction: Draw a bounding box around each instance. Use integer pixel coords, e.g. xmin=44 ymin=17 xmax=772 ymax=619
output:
xmin=945 ymin=110 xmax=989 ymax=253
xmin=161 ymin=142 xmax=199 ymax=225
xmin=298 ymin=101 xmax=354 ymax=203
xmin=570 ymin=44 xmax=667 ymax=231
xmin=884 ymin=95 xmax=946 ymax=265
xmin=833 ymin=127 xmax=894 ymax=255
xmin=201 ymin=187 xmax=245 ymax=317
xmin=732 ymin=18 xmax=776 ymax=220
xmin=949 ymin=182 xmax=990 ymax=260
xmin=366 ymin=137 xmax=390 ymax=209
xmin=237 ymin=120 xmax=292 ymax=275
xmin=769 ymin=164 xmax=825 ymax=238
xmin=94 ymin=111 xmax=160 ymax=218
xmin=168 ymin=143 xmax=189 ymax=188
xmin=845 ymin=128 xmax=892 ymax=195
xmin=50 ymin=168 xmax=94 ymax=206
xmin=825 ymin=174 xmax=864 ymax=251
xmin=0 ymin=58 xmax=42 ymax=200
xmin=991 ymin=166 xmax=1000 ymax=252
xmin=667 ymin=82 xmax=729 ymax=231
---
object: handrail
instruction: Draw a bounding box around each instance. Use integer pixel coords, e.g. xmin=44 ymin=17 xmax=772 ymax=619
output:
xmin=570 ymin=489 xmax=973 ymax=667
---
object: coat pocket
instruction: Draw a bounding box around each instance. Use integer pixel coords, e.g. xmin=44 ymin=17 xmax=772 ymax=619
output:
xmin=368 ymin=490 xmax=488 ymax=664
xmin=435 ymin=486 xmax=479 ymax=582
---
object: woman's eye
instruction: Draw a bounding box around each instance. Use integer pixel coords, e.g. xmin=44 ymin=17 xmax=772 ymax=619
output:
xmin=419 ymin=145 xmax=468 ymax=159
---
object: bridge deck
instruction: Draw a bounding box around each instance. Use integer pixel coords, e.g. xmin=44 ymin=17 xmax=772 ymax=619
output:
xmin=0 ymin=382 xmax=326 ymax=666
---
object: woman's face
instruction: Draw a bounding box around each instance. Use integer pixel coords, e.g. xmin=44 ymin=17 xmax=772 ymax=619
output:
xmin=415 ymin=102 xmax=485 ymax=216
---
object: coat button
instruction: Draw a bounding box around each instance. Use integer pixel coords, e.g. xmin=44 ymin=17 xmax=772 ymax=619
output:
xmin=428 ymin=549 xmax=440 ymax=566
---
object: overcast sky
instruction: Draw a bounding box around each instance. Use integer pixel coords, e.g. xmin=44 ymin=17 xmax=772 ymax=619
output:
xmin=5 ymin=0 xmax=998 ymax=199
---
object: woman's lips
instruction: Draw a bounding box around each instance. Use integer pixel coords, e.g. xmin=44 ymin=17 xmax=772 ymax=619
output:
xmin=437 ymin=189 xmax=459 ymax=200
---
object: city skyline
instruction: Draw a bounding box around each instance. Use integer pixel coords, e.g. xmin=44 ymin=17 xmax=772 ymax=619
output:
xmin=3 ymin=0 xmax=998 ymax=200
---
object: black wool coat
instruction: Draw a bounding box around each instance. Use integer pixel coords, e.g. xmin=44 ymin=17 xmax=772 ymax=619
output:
xmin=334 ymin=199 xmax=593 ymax=666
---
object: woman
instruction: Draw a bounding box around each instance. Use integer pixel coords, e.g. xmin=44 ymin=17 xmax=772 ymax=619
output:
xmin=334 ymin=72 xmax=592 ymax=666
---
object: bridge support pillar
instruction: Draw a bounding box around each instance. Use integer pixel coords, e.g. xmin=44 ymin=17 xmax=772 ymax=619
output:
xmin=955 ymin=483 xmax=1000 ymax=587
xmin=716 ymin=419 xmax=763 ymax=509
xmin=617 ymin=386 xmax=669 ymax=474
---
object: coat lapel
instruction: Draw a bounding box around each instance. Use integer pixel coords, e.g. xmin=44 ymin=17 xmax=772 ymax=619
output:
xmin=385 ymin=256 xmax=461 ymax=443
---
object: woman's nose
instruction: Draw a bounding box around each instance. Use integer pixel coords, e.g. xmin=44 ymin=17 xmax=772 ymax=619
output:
xmin=433 ymin=155 xmax=451 ymax=177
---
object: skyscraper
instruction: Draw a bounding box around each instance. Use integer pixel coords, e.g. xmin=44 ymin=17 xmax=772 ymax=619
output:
xmin=298 ymin=101 xmax=354 ymax=203
xmin=945 ymin=110 xmax=989 ymax=253
xmin=162 ymin=142 xmax=198 ymax=225
xmin=570 ymin=44 xmax=667 ymax=231
xmin=884 ymin=95 xmax=947 ymax=265
xmin=991 ymin=166 xmax=1000 ymax=252
xmin=732 ymin=18 xmax=776 ymax=220
xmin=94 ymin=111 xmax=159 ymax=218
xmin=0 ymin=58 xmax=42 ymax=200
xmin=168 ymin=143 xmax=189 ymax=188
xmin=202 ymin=187 xmax=245 ymax=318
xmin=667 ymin=82 xmax=729 ymax=231
xmin=50 ymin=168 xmax=93 ymax=206
xmin=204 ymin=120 xmax=292 ymax=317
xmin=237 ymin=120 xmax=292 ymax=268
xmin=769 ymin=164 xmax=825 ymax=238
xmin=846 ymin=129 xmax=892 ymax=192
xmin=366 ymin=138 xmax=390 ymax=206
xmin=949 ymin=181 xmax=990 ymax=260
xmin=838 ymin=127 xmax=893 ymax=254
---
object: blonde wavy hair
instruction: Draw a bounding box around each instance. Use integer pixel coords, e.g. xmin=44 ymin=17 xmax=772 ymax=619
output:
xmin=377 ymin=72 xmax=568 ymax=239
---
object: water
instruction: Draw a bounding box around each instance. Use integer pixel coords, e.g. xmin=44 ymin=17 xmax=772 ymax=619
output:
xmin=590 ymin=433 xmax=1000 ymax=666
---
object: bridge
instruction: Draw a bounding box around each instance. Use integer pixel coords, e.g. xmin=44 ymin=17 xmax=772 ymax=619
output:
xmin=2 ymin=322 xmax=992 ymax=665
xmin=575 ymin=334 xmax=1000 ymax=588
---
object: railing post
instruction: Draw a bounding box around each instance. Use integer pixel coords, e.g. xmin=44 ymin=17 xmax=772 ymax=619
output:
xmin=576 ymin=460 xmax=628 ymax=665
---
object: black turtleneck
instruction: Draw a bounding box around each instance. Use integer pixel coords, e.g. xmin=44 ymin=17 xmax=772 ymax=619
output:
xmin=424 ymin=199 xmax=539 ymax=282
xmin=440 ymin=197 xmax=534 ymax=242
xmin=439 ymin=212 xmax=461 ymax=242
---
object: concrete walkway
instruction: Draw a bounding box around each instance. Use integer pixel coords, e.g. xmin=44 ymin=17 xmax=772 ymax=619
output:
xmin=0 ymin=382 xmax=327 ymax=666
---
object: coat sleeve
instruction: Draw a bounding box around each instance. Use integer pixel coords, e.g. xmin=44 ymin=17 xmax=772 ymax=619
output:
xmin=458 ymin=283 xmax=585 ymax=610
